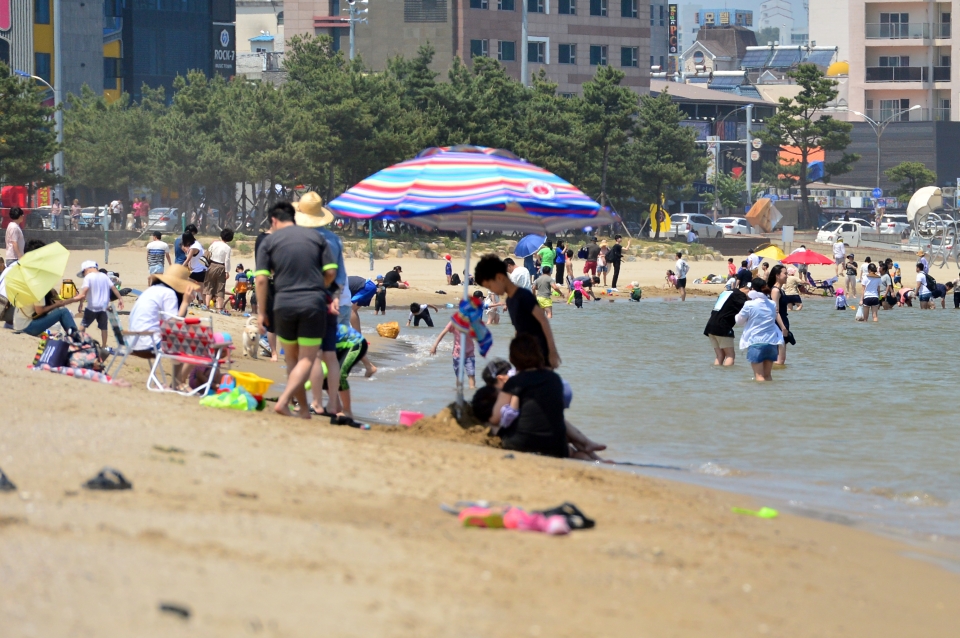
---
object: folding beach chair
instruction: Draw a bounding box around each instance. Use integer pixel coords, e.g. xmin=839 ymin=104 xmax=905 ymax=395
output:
xmin=146 ymin=313 xmax=232 ymax=396
xmin=102 ymin=304 xmax=157 ymax=378
xmin=805 ymin=272 xmax=837 ymax=296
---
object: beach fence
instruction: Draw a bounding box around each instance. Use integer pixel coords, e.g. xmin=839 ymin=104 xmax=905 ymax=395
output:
xmin=0 ymin=229 xmax=142 ymax=251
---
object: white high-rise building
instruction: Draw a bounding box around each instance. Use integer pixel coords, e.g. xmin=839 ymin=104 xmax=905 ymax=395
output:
xmin=809 ymin=0 xmax=954 ymax=122
xmin=759 ymin=0 xmax=795 ymax=32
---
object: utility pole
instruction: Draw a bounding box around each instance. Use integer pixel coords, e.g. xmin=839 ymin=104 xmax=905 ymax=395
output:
xmin=521 ymin=0 xmax=529 ymax=87
xmin=344 ymin=0 xmax=369 ymax=61
xmin=53 ymin=0 xmax=64 ymax=204
xmin=745 ymin=103 xmax=753 ymax=208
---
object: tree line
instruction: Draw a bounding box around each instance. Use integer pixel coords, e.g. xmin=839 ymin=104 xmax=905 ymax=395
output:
xmin=57 ymin=36 xmax=705 ymax=228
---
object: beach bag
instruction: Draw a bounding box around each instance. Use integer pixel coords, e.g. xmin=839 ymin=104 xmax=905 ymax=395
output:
xmin=577 ymin=247 xmax=588 ymax=259
xmin=376 ymin=321 xmax=400 ymax=339
xmin=855 ymin=305 xmax=865 ymax=322
xmin=38 ymin=338 xmax=71 ymax=367
xmin=66 ymin=332 xmax=104 ymax=371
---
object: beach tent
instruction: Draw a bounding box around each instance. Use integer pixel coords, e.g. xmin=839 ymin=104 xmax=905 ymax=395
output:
xmin=745 ymin=198 xmax=783 ymax=233
xmin=906 ymin=186 xmax=942 ymax=226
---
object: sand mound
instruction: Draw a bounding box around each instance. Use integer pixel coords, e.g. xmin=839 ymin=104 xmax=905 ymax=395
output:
xmin=391 ymin=403 xmax=501 ymax=448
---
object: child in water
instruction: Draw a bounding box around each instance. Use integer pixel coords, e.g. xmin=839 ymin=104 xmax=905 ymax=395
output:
xmin=665 ymin=270 xmax=677 ymax=288
xmin=570 ymin=279 xmax=584 ymax=308
xmin=835 ymin=287 xmax=847 ymax=310
xmin=893 ymin=263 xmax=902 ymax=287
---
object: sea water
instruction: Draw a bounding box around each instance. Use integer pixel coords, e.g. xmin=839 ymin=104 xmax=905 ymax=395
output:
xmin=347 ymin=298 xmax=960 ymax=547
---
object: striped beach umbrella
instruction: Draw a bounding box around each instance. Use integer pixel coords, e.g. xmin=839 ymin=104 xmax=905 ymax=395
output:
xmin=327 ymin=145 xmax=603 ymax=233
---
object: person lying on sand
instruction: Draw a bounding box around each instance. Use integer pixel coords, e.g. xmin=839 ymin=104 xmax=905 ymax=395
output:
xmin=472 ymin=353 xmax=609 ymax=462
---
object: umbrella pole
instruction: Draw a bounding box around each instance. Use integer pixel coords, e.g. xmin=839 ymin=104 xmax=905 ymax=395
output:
xmin=456 ymin=215 xmax=472 ymax=409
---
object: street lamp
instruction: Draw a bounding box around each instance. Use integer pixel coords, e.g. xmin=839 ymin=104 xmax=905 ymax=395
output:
xmin=15 ymin=69 xmax=64 ymax=207
xmin=709 ymin=103 xmax=755 ymax=219
xmin=849 ymin=105 xmax=921 ymax=189
xmin=343 ymin=0 xmax=369 ymax=61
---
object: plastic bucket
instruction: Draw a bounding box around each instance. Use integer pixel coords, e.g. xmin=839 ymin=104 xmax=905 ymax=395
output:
xmin=398 ymin=410 xmax=424 ymax=427
xmin=231 ymin=371 xmax=274 ymax=396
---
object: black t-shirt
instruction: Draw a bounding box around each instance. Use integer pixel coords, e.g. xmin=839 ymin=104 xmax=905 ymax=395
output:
xmin=348 ymin=275 xmax=367 ymax=296
xmin=606 ymin=243 xmax=623 ymax=263
xmin=506 ymin=288 xmax=549 ymax=362
xmin=735 ymin=268 xmax=752 ymax=288
xmin=501 ymin=369 xmax=569 ymax=458
xmin=585 ymin=244 xmax=601 ymax=261
xmin=383 ymin=270 xmax=402 ymax=287
xmin=703 ymin=289 xmax=748 ymax=338
xmin=255 ymin=225 xmax=336 ymax=312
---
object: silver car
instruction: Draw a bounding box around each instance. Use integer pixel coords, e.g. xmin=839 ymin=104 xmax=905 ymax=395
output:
xmin=716 ymin=216 xmax=755 ymax=236
xmin=146 ymin=208 xmax=182 ymax=232
xmin=669 ymin=213 xmax=723 ymax=239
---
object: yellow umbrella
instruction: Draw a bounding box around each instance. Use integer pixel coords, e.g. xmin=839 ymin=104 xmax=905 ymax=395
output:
xmin=754 ymin=245 xmax=787 ymax=261
xmin=3 ymin=242 xmax=70 ymax=309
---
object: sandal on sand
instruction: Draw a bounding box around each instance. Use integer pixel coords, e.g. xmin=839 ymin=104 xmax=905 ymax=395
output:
xmin=536 ymin=502 xmax=595 ymax=529
xmin=0 ymin=467 xmax=16 ymax=492
xmin=83 ymin=467 xmax=132 ymax=491
xmin=332 ymin=415 xmax=363 ymax=428
xmin=309 ymin=405 xmax=337 ymax=418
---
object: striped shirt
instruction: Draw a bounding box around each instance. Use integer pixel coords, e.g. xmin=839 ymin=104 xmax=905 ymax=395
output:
xmin=146 ymin=240 xmax=169 ymax=269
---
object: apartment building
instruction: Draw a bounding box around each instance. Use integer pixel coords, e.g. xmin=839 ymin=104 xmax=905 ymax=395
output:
xmin=287 ymin=0 xmax=655 ymax=95
xmin=811 ymin=0 xmax=955 ymax=122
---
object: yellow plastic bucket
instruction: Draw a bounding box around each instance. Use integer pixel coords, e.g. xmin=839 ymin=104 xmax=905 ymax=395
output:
xmin=231 ymin=371 xmax=274 ymax=396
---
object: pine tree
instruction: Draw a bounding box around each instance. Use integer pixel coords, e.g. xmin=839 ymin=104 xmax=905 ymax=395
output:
xmin=884 ymin=161 xmax=936 ymax=203
xmin=579 ymin=66 xmax=638 ymax=206
xmin=0 ymin=63 xmax=58 ymax=187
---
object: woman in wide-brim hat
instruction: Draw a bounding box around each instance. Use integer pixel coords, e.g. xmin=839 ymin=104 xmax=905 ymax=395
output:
xmin=130 ymin=264 xmax=202 ymax=359
xmin=293 ymin=191 xmax=335 ymax=228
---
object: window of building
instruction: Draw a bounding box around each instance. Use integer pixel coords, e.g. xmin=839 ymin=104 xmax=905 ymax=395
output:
xmin=589 ymin=0 xmax=606 ymax=16
xmin=529 ymin=40 xmax=546 ymax=63
xmin=498 ymin=40 xmax=516 ymax=61
xmin=498 ymin=0 xmax=515 ymax=10
xmin=879 ymin=55 xmax=908 ymax=66
xmin=277 ymin=10 xmax=284 ymax=25
xmin=560 ymin=92 xmax=577 ymax=98
xmin=879 ymin=98 xmax=910 ymax=121
xmin=405 ymin=0 xmax=448 ymax=22
xmin=589 ymin=45 xmax=607 ymax=65
xmin=527 ymin=0 xmax=545 ymax=12
xmin=659 ymin=4 xmax=664 ymax=25
xmin=470 ymin=0 xmax=488 ymax=7
xmin=34 ymin=0 xmax=50 ymax=24
xmin=660 ymin=55 xmax=665 ymax=69
xmin=35 ymin=52 xmax=51 ymax=84
xmin=650 ymin=55 xmax=655 ymax=68
xmin=649 ymin=4 xmax=654 ymax=25
xmin=559 ymin=43 xmax=577 ymax=64
xmin=470 ymin=39 xmax=489 ymax=58
xmin=558 ymin=0 xmax=575 ymax=14
xmin=103 ymin=57 xmax=122 ymax=91
xmin=621 ymin=0 xmax=637 ymax=18
xmin=621 ymin=46 xmax=638 ymax=67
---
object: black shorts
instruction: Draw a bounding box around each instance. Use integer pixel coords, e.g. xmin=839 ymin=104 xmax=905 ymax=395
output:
xmin=784 ymin=294 xmax=803 ymax=305
xmin=863 ymin=297 xmax=880 ymax=307
xmin=82 ymin=308 xmax=108 ymax=330
xmin=189 ymin=271 xmax=206 ymax=284
xmin=676 ymin=277 xmax=687 ymax=289
xmin=321 ymin=312 xmax=339 ymax=352
xmin=273 ymin=307 xmax=326 ymax=347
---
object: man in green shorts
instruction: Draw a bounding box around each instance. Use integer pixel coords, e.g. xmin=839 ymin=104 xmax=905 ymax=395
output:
xmin=255 ymin=202 xmax=338 ymax=418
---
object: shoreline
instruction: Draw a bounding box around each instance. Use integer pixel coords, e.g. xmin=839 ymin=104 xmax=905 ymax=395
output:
xmin=3 ymin=330 xmax=960 ymax=635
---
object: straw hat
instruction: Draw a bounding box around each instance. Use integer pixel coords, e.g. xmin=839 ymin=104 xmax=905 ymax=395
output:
xmin=293 ymin=191 xmax=335 ymax=228
xmin=149 ymin=264 xmax=201 ymax=295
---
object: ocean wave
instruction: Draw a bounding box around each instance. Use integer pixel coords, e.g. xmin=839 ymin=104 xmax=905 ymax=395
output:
xmin=696 ymin=462 xmax=744 ymax=477
xmin=842 ymin=485 xmax=948 ymax=507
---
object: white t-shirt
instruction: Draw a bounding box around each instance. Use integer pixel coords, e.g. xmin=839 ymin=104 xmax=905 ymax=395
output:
xmin=128 ymin=284 xmax=179 ymax=350
xmin=509 ymin=266 xmax=532 ymax=290
xmin=408 ymin=304 xmax=429 ymax=322
xmin=81 ymin=271 xmax=113 ymax=312
xmin=917 ymin=272 xmax=930 ymax=295
xmin=187 ymin=242 xmax=206 ymax=273
xmin=747 ymin=254 xmax=761 ymax=270
xmin=675 ymin=258 xmax=690 ymax=280
xmin=860 ymin=262 xmax=870 ymax=277
xmin=833 ymin=242 xmax=845 ymax=259
xmin=861 ymin=275 xmax=882 ymax=299
xmin=207 ymin=240 xmax=231 ymax=271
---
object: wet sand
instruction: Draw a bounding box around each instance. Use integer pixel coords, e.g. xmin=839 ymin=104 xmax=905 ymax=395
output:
xmin=1 ymin=245 xmax=959 ymax=636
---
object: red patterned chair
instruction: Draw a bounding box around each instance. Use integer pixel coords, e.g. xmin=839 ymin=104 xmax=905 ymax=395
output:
xmin=147 ymin=313 xmax=232 ymax=396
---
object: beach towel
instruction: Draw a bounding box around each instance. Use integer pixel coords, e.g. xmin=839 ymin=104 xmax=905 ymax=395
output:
xmin=32 ymin=364 xmax=114 ymax=384
xmin=451 ymin=297 xmax=492 ymax=357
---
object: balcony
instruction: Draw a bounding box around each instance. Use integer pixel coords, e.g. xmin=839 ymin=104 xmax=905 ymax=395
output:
xmin=865 ymin=22 xmax=930 ymax=40
xmin=933 ymin=66 xmax=951 ymax=81
xmin=865 ymin=66 xmax=928 ymax=82
xmin=937 ymin=22 xmax=952 ymax=38
xmin=862 ymin=108 xmax=952 ymax=122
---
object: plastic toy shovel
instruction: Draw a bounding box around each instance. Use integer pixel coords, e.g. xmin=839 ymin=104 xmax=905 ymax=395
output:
xmin=732 ymin=506 xmax=779 ymax=518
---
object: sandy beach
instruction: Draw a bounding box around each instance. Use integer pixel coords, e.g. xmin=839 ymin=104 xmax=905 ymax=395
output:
xmin=1 ymin=242 xmax=959 ymax=636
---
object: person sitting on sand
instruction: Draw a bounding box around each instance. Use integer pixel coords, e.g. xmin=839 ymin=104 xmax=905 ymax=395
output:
xmin=472 ymin=350 xmax=607 ymax=461
xmin=7 ymin=240 xmax=82 ymax=336
xmin=383 ymin=266 xmax=408 ymax=289
xmin=127 ymin=264 xmax=198 ymax=363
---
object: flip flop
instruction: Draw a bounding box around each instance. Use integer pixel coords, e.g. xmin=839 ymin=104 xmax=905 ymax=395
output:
xmin=0 ymin=467 xmax=16 ymax=492
xmin=309 ymin=405 xmax=337 ymax=418
xmin=82 ymin=467 xmax=132 ymax=491
xmin=332 ymin=415 xmax=363 ymax=428
xmin=536 ymin=502 xmax=595 ymax=529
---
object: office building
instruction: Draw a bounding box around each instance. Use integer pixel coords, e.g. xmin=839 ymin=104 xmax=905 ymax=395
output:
xmin=120 ymin=0 xmax=237 ymax=101
xmin=286 ymin=0 xmax=653 ymax=95
xmin=758 ymin=0 xmax=793 ymax=32
xmin=810 ymin=0 xmax=954 ymax=122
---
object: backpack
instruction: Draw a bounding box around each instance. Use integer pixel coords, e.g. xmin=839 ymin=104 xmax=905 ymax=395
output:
xmin=924 ymin=271 xmax=937 ymax=291
xmin=450 ymin=273 xmax=462 ymax=286
xmin=577 ymin=247 xmax=588 ymax=259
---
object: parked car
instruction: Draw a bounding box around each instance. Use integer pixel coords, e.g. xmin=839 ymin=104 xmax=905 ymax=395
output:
xmin=661 ymin=213 xmax=723 ymax=239
xmin=146 ymin=207 xmax=182 ymax=232
xmin=816 ymin=221 xmax=863 ymax=245
xmin=875 ymin=214 xmax=910 ymax=235
xmin=716 ymin=216 xmax=755 ymax=236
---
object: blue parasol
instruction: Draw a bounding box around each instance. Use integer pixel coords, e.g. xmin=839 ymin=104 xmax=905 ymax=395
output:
xmin=514 ymin=234 xmax=545 ymax=258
